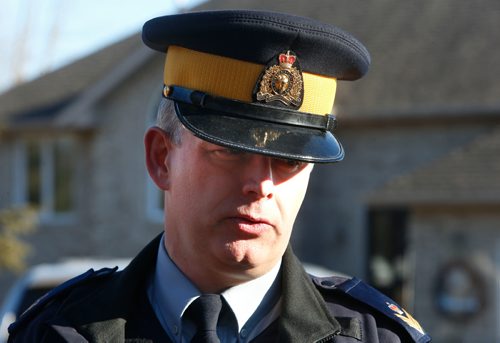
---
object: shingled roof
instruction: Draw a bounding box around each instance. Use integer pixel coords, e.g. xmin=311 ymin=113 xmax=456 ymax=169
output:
xmin=2 ymin=0 xmax=500 ymax=126
xmin=368 ymin=126 xmax=500 ymax=205
xmin=0 ymin=33 xmax=150 ymax=130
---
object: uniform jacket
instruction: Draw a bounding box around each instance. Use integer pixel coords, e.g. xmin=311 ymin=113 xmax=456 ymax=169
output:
xmin=8 ymin=235 xmax=430 ymax=343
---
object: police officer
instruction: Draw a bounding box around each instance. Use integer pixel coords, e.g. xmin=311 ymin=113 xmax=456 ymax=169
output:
xmin=8 ymin=10 xmax=430 ymax=343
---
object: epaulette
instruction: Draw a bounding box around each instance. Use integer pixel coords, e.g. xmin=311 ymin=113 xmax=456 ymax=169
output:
xmin=314 ymin=276 xmax=431 ymax=343
xmin=8 ymin=267 xmax=118 ymax=334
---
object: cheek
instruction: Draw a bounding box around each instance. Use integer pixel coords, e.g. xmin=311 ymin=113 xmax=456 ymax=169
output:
xmin=173 ymin=164 xmax=233 ymax=218
xmin=277 ymin=172 xmax=311 ymax=222
xmin=167 ymin=159 xmax=206 ymax=218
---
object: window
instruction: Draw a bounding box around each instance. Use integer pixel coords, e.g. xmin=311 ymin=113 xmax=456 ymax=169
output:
xmin=145 ymin=93 xmax=164 ymax=223
xmin=146 ymin=179 xmax=164 ymax=223
xmin=13 ymin=137 xmax=77 ymax=223
xmin=368 ymin=208 xmax=409 ymax=306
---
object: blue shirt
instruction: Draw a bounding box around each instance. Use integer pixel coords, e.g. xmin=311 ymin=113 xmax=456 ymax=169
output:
xmin=147 ymin=234 xmax=282 ymax=342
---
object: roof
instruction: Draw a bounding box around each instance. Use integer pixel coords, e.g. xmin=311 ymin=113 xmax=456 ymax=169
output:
xmin=0 ymin=33 xmax=151 ymax=130
xmin=368 ymin=126 xmax=500 ymax=206
xmin=2 ymin=0 xmax=500 ymax=127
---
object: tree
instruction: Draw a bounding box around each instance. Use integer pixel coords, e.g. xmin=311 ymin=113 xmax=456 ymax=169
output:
xmin=0 ymin=207 xmax=38 ymax=273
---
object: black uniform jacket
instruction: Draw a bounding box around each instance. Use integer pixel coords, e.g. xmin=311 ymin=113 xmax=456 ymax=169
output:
xmin=8 ymin=235 xmax=430 ymax=343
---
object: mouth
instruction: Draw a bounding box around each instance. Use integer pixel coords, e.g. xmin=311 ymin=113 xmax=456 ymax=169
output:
xmin=228 ymin=215 xmax=273 ymax=235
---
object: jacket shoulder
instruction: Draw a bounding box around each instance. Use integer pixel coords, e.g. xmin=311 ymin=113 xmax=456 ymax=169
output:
xmin=311 ymin=275 xmax=431 ymax=343
xmin=8 ymin=267 xmax=118 ymax=340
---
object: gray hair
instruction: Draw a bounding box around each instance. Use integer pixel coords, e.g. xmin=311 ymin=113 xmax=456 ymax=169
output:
xmin=156 ymin=98 xmax=184 ymax=144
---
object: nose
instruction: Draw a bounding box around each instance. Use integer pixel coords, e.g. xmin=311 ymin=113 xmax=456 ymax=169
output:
xmin=241 ymin=155 xmax=275 ymax=199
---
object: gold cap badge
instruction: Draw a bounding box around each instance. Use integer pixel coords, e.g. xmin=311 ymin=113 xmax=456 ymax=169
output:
xmin=255 ymin=51 xmax=304 ymax=109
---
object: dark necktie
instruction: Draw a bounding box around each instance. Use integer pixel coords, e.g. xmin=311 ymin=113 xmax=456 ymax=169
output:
xmin=188 ymin=294 xmax=223 ymax=343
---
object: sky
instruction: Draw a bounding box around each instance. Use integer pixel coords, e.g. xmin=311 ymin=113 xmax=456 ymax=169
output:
xmin=0 ymin=0 xmax=205 ymax=93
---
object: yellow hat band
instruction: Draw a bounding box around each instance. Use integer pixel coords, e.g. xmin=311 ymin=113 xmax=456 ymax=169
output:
xmin=164 ymin=46 xmax=337 ymax=116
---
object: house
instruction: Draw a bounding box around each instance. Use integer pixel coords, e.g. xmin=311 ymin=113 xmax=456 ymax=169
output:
xmin=0 ymin=34 xmax=166 ymax=291
xmin=1 ymin=0 xmax=500 ymax=341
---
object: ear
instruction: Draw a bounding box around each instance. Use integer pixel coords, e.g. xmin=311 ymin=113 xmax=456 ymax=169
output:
xmin=144 ymin=127 xmax=173 ymax=190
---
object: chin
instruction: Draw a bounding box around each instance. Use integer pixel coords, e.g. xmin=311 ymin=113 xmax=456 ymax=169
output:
xmin=222 ymin=240 xmax=255 ymax=263
xmin=220 ymin=241 xmax=277 ymax=274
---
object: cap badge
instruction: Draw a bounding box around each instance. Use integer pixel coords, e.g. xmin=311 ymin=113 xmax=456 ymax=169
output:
xmin=255 ymin=51 xmax=304 ymax=108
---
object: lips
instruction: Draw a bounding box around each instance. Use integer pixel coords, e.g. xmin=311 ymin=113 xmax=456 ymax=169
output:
xmin=228 ymin=214 xmax=273 ymax=235
xmin=240 ymin=214 xmax=272 ymax=225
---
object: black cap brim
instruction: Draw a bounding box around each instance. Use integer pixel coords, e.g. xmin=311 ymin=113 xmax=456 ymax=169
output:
xmin=174 ymin=101 xmax=344 ymax=163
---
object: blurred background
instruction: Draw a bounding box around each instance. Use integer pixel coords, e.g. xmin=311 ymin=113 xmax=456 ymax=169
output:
xmin=1 ymin=1 xmax=499 ymax=342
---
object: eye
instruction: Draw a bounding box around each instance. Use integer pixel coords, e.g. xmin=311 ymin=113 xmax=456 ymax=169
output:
xmin=273 ymin=158 xmax=307 ymax=173
xmin=212 ymin=147 xmax=244 ymax=160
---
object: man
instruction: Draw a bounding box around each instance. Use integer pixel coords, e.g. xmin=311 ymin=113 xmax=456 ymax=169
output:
xmin=8 ymin=10 xmax=430 ymax=343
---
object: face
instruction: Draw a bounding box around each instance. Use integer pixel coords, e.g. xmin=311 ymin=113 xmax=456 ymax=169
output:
xmin=146 ymin=128 xmax=313 ymax=292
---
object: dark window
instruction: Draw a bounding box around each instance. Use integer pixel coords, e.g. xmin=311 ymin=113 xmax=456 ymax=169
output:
xmin=368 ymin=208 xmax=408 ymax=305
xmin=15 ymin=137 xmax=76 ymax=221
xmin=53 ymin=139 xmax=75 ymax=213
xmin=26 ymin=141 xmax=41 ymax=205
xmin=146 ymin=93 xmax=164 ymax=222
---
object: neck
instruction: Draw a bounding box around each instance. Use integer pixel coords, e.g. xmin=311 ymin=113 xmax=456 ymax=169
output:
xmin=164 ymin=239 xmax=280 ymax=293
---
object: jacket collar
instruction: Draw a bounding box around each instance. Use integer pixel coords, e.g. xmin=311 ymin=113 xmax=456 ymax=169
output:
xmin=51 ymin=235 xmax=340 ymax=342
xmin=51 ymin=234 xmax=167 ymax=342
xmin=278 ymin=245 xmax=341 ymax=342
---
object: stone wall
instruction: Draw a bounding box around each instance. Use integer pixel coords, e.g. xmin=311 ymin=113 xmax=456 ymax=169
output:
xmin=410 ymin=207 xmax=500 ymax=343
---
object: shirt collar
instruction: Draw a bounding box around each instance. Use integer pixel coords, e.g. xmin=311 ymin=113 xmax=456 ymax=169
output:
xmin=149 ymin=234 xmax=199 ymax=339
xmin=151 ymin=233 xmax=281 ymax=334
xmin=221 ymin=260 xmax=281 ymax=331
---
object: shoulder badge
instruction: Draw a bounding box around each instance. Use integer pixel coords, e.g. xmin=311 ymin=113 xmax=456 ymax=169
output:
xmin=255 ymin=50 xmax=304 ymax=108
xmin=334 ymin=277 xmax=431 ymax=343
xmin=8 ymin=267 xmax=118 ymax=334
